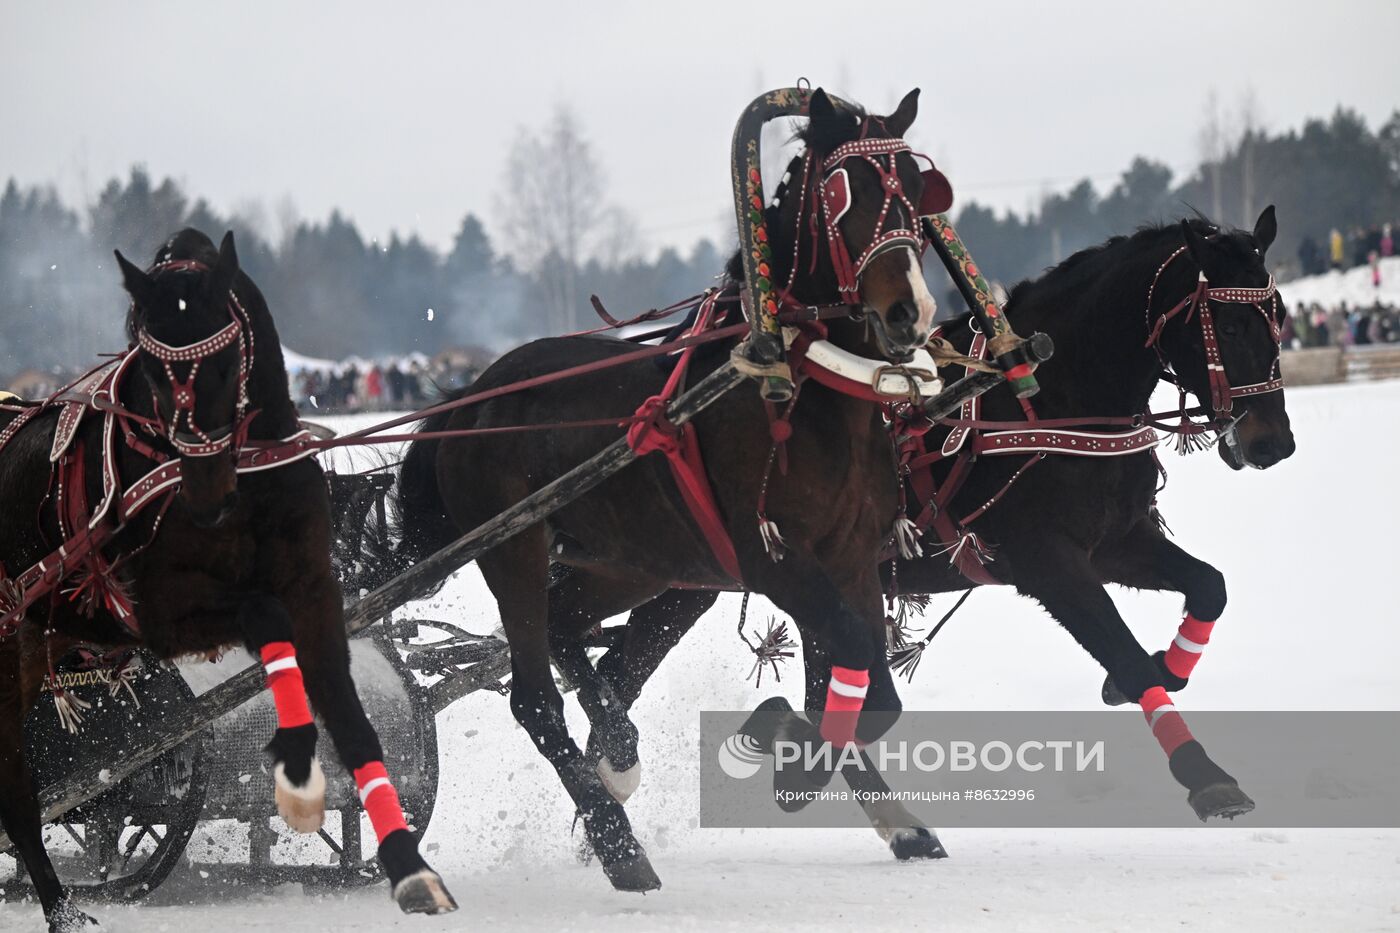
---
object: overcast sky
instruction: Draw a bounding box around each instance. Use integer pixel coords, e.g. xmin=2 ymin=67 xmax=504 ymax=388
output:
xmin=3 ymin=0 xmax=1397 ymax=257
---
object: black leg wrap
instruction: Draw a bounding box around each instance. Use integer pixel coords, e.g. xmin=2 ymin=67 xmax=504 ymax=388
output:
xmin=377 ymin=827 xmax=429 ymax=887
xmin=1102 ymin=651 xmax=1191 ymax=706
xmin=1169 ymin=741 xmax=1255 ymax=821
xmin=1167 ymin=740 xmax=1235 ymax=790
xmin=265 ymin=722 xmax=319 ymax=785
xmin=381 ymin=828 xmax=458 ymax=915
xmin=736 ymin=696 xmax=795 ymax=750
xmin=739 ymin=697 xmax=835 ymax=813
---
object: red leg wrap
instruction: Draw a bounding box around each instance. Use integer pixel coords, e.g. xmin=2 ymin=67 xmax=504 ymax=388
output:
xmin=1163 ymin=613 xmax=1215 ymax=680
xmin=820 ymin=666 xmax=870 ymax=747
xmin=1139 ymin=685 xmax=1195 ymax=756
xmin=354 ymin=761 xmax=410 ymax=843
xmin=260 ymin=642 xmax=313 ymax=729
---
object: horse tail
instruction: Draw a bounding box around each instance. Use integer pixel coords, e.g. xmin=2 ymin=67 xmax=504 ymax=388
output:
xmin=392 ymin=387 xmax=470 ymax=571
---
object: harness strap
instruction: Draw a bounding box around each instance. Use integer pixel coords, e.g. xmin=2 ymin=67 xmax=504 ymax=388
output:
xmin=0 ymin=426 xmax=321 ymax=641
xmin=625 ymin=294 xmax=743 ymax=582
xmin=970 ymin=426 xmax=1161 ymax=457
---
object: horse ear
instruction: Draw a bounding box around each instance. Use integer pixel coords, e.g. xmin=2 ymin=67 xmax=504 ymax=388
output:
xmin=1180 ymin=220 xmax=1208 ymax=270
xmin=886 ymin=88 xmax=920 ymax=137
xmin=114 ymin=250 xmax=158 ymax=308
xmin=1253 ymin=205 xmax=1277 ymax=256
xmin=208 ymin=230 xmax=240 ymax=300
xmin=808 ymin=88 xmax=838 ymax=129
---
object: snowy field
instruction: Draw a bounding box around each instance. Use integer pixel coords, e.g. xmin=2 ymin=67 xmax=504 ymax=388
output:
xmin=6 ymin=380 xmax=1400 ymax=931
xmin=1279 ymin=256 xmax=1400 ymax=311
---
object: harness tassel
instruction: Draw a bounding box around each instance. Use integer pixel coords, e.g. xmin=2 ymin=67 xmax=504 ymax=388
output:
xmin=109 ymin=661 xmax=141 ymax=706
xmin=886 ymin=593 xmax=929 ymax=650
xmin=893 ymin=515 xmax=924 ymax=560
xmin=1172 ymin=426 xmax=1216 ymax=456
xmin=888 ymin=589 xmax=974 ymax=682
xmin=62 ymin=556 xmax=134 ymax=619
xmin=746 ymin=619 xmax=796 ymax=687
xmin=735 ymin=593 xmax=796 ymax=687
xmin=757 ymin=513 xmax=786 ymax=561
xmin=45 ymin=634 xmax=91 ymax=734
xmin=935 ymin=528 xmax=994 ymax=568
xmin=53 ymin=688 xmax=92 ymax=735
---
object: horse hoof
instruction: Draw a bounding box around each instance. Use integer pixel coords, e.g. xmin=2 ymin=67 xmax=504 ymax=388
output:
xmin=48 ymin=895 xmax=102 ymax=932
xmin=1188 ymin=782 xmax=1256 ymax=822
xmin=1100 ymin=674 xmax=1132 ymax=706
xmin=597 ymin=755 xmax=641 ymax=804
xmin=602 ymin=854 xmax=662 ymax=893
xmin=889 ymin=827 xmax=949 ymax=861
xmin=392 ymin=868 xmax=459 ymax=915
xmin=274 ymin=758 xmax=326 ymax=833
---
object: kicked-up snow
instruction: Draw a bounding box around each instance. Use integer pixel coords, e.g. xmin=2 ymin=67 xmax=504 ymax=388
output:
xmin=4 ymin=381 xmax=1400 ymax=931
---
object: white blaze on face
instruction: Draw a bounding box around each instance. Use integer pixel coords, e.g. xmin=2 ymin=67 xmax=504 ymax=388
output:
xmin=902 ymin=247 xmax=937 ymax=340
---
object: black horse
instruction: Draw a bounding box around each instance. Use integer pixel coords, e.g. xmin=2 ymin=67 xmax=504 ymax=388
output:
xmin=584 ymin=208 xmax=1295 ymax=826
xmin=394 ymin=88 xmax=943 ymax=891
xmin=0 ymin=230 xmax=454 ymax=932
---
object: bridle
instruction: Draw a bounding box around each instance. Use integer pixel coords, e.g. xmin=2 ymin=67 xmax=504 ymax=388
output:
xmin=133 ymin=259 xmax=256 ymax=457
xmin=1144 ymin=245 xmax=1283 ymax=431
xmin=774 ymin=118 xmax=949 ymax=309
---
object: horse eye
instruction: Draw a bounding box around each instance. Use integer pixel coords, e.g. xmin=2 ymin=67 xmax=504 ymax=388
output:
xmin=1220 ymin=321 xmax=1240 ymax=337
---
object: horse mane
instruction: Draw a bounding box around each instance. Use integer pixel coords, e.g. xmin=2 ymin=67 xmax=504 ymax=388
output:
xmin=796 ymin=102 xmax=868 ymax=154
xmin=1002 ymin=217 xmax=1231 ymax=314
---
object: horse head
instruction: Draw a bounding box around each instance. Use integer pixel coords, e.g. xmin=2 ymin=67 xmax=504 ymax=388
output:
xmin=1151 ymin=207 xmax=1295 ymax=470
xmin=116 ymin=230 xmax=251 ymax=527
xmin=764 ymin=87 xmax=949 ymax=360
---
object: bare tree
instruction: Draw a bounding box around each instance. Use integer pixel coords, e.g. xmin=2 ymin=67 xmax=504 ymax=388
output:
xmin=495 ymin=104 xmax=619 ymax=332
xmin=1198 ymin=88 xmax=1227 ymax=222
xmin=275 ymin=195 xmax=300 ymax=251
xmin=1237 ymin=87 xmax=1262 ymax=227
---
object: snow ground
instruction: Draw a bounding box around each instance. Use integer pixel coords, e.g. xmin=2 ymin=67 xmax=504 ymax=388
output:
xmin=5 ymin=381 xmax=1400 ymax=931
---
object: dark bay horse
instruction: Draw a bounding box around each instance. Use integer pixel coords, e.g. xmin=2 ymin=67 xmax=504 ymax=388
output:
xmin=394 ymin=88 xmax=940 ymax=891
xmin=0 ymin=230 xmax=453 ymax=932
xmin=585 ymin=208 xmax=1295 ymax=826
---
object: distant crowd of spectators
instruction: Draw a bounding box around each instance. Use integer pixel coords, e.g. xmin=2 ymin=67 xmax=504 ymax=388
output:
xmin=3 ymin=353 xmax=487 ymax=415
xmin=292 ymin=356 xmax=482 ymax=414
xmin=1286 ymin=300 xmax=1400 ymax=350
xmin=1297 ymin=223 xmax=1395 ymax=277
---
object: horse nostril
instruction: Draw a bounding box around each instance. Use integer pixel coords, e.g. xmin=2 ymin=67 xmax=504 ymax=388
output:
xmin=886 ymin=302 xmax=917 ymax=330
xmin=1248 ymin=438 xmax=1280 ymax=466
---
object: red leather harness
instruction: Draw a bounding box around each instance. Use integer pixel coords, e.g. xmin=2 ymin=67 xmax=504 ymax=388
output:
xmin=1144 ymin=247 xmax=1283 ymax=427
xmin=625 ymin=292 xmax=744 ymax=581
xmin=0 ymin=276 xmax=316 ymax=642
xmin=897 ymin=255 xmax=1285 ymax=586
xmin=894 ymin=330 xmax=1162 ymax=585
